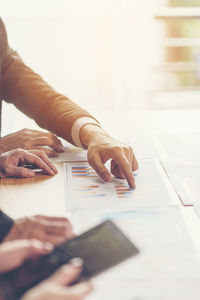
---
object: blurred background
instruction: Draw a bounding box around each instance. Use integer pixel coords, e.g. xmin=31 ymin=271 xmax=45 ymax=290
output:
xmin=1 ymin=0 xmax=200 ymax=123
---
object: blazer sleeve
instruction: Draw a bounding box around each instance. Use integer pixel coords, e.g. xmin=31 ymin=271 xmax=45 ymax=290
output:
xmin=0 ymin=276 xmax=16 ymax=300
xmin=0 ymin=210 xmax=14 ymax=242
xmin=0 ymin=18 xmax=97 ymax=144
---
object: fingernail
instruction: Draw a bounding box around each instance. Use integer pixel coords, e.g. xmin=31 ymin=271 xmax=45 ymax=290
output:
xmin=133 ymin=170 xmax=139 ymax=176
xmin=50 ymin=169 xmax=55 ymax=175
xmin=27 ymin=170 xmax=35 ymax=177
xmin=44 ymin=242 xmax=53 ymax=250
xmin=32 ymin=240 xmax=44 ymax=249
xmin=102 ymin=172 xmax=109 ymax=182
xmin=70 ymin=257 xmax=83 ymax=267
xmin=52 ymin=166 xmax=57 ymax=173
xmin=130 ymin=180 xmax=136 ymax=188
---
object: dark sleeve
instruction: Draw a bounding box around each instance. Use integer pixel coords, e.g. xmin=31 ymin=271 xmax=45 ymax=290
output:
xmin=0 ymin=276 xmax=16 ymax=300
xmin=0 ymin=18 xmax=98 ymax=144
xmin=0 ymin=211 xmax=13 ymax=243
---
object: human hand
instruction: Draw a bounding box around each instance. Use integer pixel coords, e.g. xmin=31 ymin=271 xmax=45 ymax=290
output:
xmin=0 ymin=239 xmax=53 ymax=273
xmin=4 ymin=215 xmax=74 ymax=245
xmin=21 ymin=259 xmax=93 ymax=300
xmin=0 ymin=129 xmax=64 ymax=157
xmin=80 ymin=124 xmax=138 ymax=188
xmin=0 ymin=148 xmax=57 ymax=177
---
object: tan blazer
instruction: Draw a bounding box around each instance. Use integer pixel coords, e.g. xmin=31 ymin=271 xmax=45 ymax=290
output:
xmin=0 ymin=18 xmax=95 ymax=144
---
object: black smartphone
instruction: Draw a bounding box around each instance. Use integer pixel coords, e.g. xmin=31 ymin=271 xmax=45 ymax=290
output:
xmin=2 ymin=220 xmax=139 ymax=298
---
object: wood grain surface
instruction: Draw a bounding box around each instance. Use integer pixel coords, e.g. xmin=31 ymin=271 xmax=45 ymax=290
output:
xmin=0 ymin=163 xmax=68 ymax=219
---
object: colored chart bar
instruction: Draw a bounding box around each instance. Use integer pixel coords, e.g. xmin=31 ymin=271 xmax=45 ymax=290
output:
xmin=115 ymin=185 xmax=135 ymax=199
xmin=72 ymin=166 xmax=97 ymax=177
xmin=72 ymin=167 xmax=90 ymax=169
xmin=73 ymin=183 xmax=106 ymax=199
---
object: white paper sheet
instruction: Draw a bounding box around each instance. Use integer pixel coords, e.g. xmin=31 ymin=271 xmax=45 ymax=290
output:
xmin=50 ymin=145 xmax=87 ymax=162
xmin=123 ymin=134 xmax=161 ymax=159
xmin=162 ymin=159 xmax=200 ymax=206
xmin=87 ymin=279 xmax=200 ymax=300
xmin=64 ymin=159 xmax=173 ymax=211
xmin=73 ymin=207 xmax=200 ymax=299
xmin=50 ymin=133 xmax=161 ymax=163
xmin=72 ymin=207 xmax=200 ymax=278
xmin=157 ymin=132 xmax=200 ymax=159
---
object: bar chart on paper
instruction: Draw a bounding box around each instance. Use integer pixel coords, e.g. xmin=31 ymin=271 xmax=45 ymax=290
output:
xmin=64 ymin=159 xmax=173 ymax=211
xmin=71 ymin=166 xmax=97 ymax=178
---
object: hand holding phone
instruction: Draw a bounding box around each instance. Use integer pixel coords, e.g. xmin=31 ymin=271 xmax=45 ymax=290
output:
xmin=1 ymin=220 xmax=139 ymax=299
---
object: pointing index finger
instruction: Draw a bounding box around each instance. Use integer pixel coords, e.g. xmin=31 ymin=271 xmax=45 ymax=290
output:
xmin=113 ymin=154 xmax=135 ymax=188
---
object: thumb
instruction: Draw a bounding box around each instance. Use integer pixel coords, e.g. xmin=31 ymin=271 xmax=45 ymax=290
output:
xmin=47 ymin=258 xmax=83 ymax=286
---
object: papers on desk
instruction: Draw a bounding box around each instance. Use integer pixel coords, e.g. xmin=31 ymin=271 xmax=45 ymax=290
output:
xmin=108 ymin=206 xmax=200 ymax=280
xmin=74 ymin=207 xmax=200 ymax=299
xmin=88 ymin=279 xmax=200 ymax=300
xmin=60 ymin=142 xmax=200 ymax=298
xmin=64 ymin=159 xmax=173 ymax=211
xmin=162 ymin=159 xmax=200 ymax=206
xmin=74 ymin=207 xmax=200 ymax=280
xmin=156 ymin=132 xmax=200 ymax=209
xmin=51 ymin=134 xmax=161 ymax=163
xmin=52 ymin=132 xmax=200 ymax=162
xmin=125 ymin=134 xmax=161 ymax=159
xmin=157 ymin=132 xmax=200 ymax=158
xmin=50 ymin=145 xmax=87 ymax=163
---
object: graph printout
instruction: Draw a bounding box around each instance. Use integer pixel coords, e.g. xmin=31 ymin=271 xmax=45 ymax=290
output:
xmin=64 ymin=159 xmax=173 ymax=211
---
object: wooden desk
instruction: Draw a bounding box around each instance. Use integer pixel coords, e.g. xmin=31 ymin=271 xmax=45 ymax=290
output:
xmin=1 ymin=108 xmax=200 ymax=299
xmin=0 ymin=163 xmax=66 ymax=219
xmin=1 ymin=108 xmax=200 ymax=243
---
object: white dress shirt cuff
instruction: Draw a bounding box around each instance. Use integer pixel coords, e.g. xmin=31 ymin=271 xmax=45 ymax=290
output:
xmin=71 ymin=117 xmax=101 ymax=149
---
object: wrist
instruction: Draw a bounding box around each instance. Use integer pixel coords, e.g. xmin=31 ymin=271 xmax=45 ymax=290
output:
xmin=79 ymin=124 xmax=110 ymax=148
xmin=0 ymin=276 xmax=16 ymax=300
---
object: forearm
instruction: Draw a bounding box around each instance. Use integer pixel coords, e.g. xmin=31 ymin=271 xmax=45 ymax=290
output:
xmin=0 ymin=140 xmax=7 ymax=154
xmin=0 ymin=277 xmax=15 ymax=300
xmin=0 ymin=18 xmax=98 ymax=145
xmin=2 ymin=51 xmax=95 ymax=144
